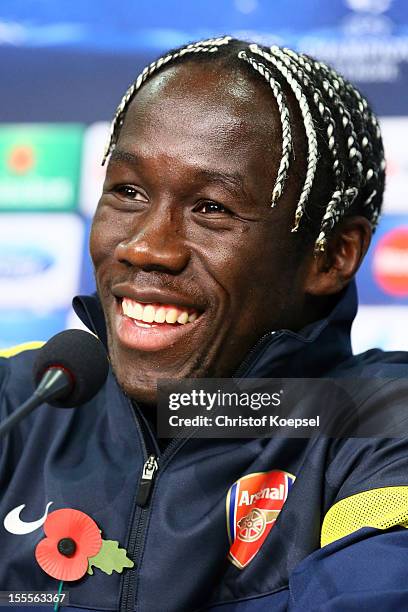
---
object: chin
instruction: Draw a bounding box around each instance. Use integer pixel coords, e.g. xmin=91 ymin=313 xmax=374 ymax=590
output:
xmin=111 ymin=364 xmax=158 ymax=405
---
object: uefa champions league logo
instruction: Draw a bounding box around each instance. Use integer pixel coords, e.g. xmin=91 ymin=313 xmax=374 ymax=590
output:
xmin=345 ymin=0 xmax=392 ymax=14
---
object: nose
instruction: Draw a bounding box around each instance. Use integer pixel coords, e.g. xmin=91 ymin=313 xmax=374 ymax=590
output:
xmin=114 ymin=206 xmax=190 ymax=274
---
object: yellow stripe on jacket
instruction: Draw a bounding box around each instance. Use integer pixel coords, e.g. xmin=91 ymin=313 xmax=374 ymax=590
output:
xmin=0 ymin=341 xmax=45 ymax=358
xmin=321 ymin=486 xmax=408 ymax=547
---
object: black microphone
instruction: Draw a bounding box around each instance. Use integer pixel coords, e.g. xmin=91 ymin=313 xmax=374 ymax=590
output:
xmin=0 ymin=329 xmax=109 ymax=439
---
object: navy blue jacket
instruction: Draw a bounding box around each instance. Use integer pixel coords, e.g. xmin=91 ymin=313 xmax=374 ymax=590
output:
xmin=1 ymin=281 xmax=408 ymax=612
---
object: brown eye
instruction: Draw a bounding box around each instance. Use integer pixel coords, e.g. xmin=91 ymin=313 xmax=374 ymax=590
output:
xmin=115 ymin=185 xmax=147 ymax=201
xmin=195 ymin=201 xmax=229 ymax=214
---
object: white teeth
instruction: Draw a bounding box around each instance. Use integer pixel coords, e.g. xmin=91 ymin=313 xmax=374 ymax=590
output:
xmin=122 ymin=299 xmax=130 ymax=317
xmin=165 ymin=308 xmax=179 ymax=324
xmin=142 ymin=305 xmax=155 ymax=323
xmin=123 ymin=298 xmax=143 ymax=319
xmin=122 ymin=299 xmax=199 ymax=325
xmin=177 ymin=312 xmax=189 ymax=324
xmin=134 ymin=303 xmax=144 ymax=319
xmin=154 ymin=307 xmax=166 ymax=323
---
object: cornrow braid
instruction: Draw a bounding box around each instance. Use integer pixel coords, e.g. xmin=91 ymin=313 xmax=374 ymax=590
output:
xmin=311 ymin=57 xmax=385 ymax=230
xmin=269 ymin=46 xmax=348 ymax=252
xmin=237 ymin=50 xmax=293 ymax=207
xmin=294 ymin=57 xmax=366 ymax=250
xmin=280 ymin=50 xmax=344 ymax=191
xmin=102 ymin=36 xmax=232 ymax=165
xmin=247 ymin=43 xmax=319 ymax=232
xmin=314 ymin=60 xmax=366 ymax=192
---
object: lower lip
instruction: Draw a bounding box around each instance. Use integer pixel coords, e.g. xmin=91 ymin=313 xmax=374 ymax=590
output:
xmin=115 ymin=305 xmax=203 ymax=352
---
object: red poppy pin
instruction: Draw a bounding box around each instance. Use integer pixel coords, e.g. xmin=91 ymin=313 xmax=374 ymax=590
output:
xmin=35 ymin=509 xmax=102 ymax=581
xmin=34 ymin=508 xmax=134 ymax=581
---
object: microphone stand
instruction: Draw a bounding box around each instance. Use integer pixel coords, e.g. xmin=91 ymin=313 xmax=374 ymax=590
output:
xmin=0 ymin=369 xmax=72 ymax=439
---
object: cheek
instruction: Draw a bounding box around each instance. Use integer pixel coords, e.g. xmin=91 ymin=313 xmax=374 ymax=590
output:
xmin=192 ymin=225 xmax=254 ymax=300
xmin=212 ymin=225 xmax=270 ymax=290
xmin=90 ymin=202 xmax=127 ymax=268
xmin=223 ymin=225 xmax=300 ymax=328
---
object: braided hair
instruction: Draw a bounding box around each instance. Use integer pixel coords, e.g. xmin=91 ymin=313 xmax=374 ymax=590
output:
xmin=103 ymin=36 xmax=385 ymax=254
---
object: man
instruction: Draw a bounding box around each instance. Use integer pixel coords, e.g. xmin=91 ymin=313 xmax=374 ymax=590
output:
xmin=0 ymin=36 xmax=408 ymax=611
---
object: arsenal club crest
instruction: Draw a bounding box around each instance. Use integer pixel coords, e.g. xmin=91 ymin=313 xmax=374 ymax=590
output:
xmin=226 ymin=470 xmax=295 ymax=569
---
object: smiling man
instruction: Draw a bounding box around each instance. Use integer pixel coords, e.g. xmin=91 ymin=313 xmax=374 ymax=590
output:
xmin=91 ymin=39 xmax=373 ymax=405
xmin=1 ymin=36 xmax=408 ymax=612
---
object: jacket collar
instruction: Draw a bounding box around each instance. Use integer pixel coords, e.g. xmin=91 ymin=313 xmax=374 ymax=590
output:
xmin=234 ymin=280 xmax=357 ymax=378
xmin=72 ymin=280 xmax=357 ymax=379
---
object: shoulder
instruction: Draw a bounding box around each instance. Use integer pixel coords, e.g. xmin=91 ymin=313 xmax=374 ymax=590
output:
xmin=0 ymin=341 xmax=45 ymax=404
xmin=323 ymin=433 xmax=408 ymax=549
xmin=338 ymin=347 xmax=408 ymax=377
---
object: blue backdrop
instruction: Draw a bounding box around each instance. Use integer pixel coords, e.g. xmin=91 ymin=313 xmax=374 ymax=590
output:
xmin=1 ymin=0 xmax=407 ymax=352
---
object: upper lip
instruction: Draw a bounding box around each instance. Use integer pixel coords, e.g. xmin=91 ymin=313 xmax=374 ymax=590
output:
xmin=112 ymin=284 xmax=206 ymax=312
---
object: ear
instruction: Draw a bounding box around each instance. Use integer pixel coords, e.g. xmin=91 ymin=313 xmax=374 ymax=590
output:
xmin=303 ymin=216 xmax=372 ymax=296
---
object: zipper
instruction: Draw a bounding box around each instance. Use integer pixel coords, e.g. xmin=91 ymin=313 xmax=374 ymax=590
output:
xmin=136 ymin=455 xmax=159 ymax=507
xmin=119 ymin=399 xmax=189 ymax=612
xmin=119 ymin=399 xmax=155 ymax=612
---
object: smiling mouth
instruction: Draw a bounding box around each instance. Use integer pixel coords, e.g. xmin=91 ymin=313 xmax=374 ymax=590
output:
xmin=114 ymin=297 xmax=204 ymax=352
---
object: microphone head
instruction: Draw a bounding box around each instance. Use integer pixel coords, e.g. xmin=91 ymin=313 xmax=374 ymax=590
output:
xmin=33 ymin=329 xmax=109 ymax=407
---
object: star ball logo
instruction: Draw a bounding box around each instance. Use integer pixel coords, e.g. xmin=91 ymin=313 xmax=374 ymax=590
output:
xmin=226 ymin=470 xmax=295 ymax=569
xmin=373 ymin=227 xmax=408 ymax=298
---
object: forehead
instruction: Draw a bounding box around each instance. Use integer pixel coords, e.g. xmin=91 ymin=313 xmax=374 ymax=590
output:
xmin=115 ymin=61 xmax=282 ymax=188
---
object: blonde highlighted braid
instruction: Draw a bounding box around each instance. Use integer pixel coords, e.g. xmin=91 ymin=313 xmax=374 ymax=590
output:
xmin=237 ymin=50 xmax=293 ymax=207
xmin=247 ymin=44 xmax=319 ymax=232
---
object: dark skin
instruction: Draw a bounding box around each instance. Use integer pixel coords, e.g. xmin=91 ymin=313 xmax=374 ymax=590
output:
xmin=90 ymin=62 xmax=371 ymax=405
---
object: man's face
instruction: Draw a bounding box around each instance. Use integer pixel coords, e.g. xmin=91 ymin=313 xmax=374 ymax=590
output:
xmin=90 ymin=62 xmax=313 ymax=404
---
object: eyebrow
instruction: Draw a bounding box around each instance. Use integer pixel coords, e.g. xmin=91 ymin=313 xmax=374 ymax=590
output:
xmin=196 ymin=168 xmax=246 ymax=195
xmin=109 ymin=149 xmax=141 ymax=166
xmin=108 ymin=148 xmax=251 ymax=200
